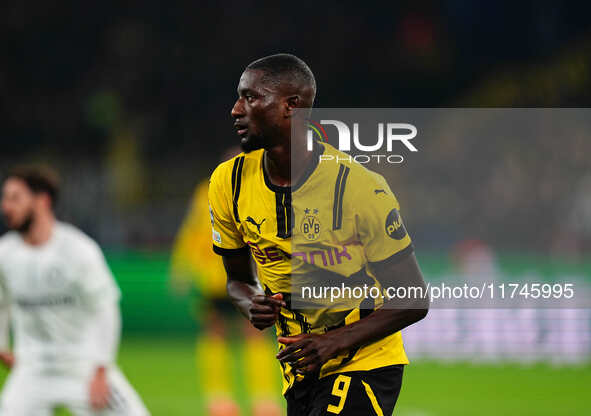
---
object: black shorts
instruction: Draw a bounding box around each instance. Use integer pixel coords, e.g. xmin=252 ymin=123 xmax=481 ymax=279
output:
xmin=285 ymin=365 xmax=404 ymax=416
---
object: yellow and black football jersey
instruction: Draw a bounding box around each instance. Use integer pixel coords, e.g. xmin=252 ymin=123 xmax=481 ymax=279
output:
xmin=208 ymin=142 xmax=413 ymax=393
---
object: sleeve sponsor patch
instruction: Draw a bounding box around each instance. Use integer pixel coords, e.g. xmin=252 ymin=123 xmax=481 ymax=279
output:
xmin=212 ymin=229 xmax=222 ymax=244
xmin=385 ymin=208 xmax=407 ymax=240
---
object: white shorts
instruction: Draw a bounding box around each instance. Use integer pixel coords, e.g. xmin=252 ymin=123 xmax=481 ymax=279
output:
xmin=0 ymin=364 xmax=150 ymax=416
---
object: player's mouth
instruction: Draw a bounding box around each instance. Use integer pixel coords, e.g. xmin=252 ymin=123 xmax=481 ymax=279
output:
xmin=234 ymin=122 xmax=248 ymax=137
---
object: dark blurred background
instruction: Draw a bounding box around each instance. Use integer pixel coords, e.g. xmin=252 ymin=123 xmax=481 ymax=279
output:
xmin=2 ymin=3 xmax=591 ymax=414
xmin=2 ymin=0 xmax=591 ymax=252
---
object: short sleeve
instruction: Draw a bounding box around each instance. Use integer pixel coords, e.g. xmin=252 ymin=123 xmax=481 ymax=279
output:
xmin=354 ymin=172 xmax=413 ymax=263
xmin=208 ymin=163 xmax=247 ymax=255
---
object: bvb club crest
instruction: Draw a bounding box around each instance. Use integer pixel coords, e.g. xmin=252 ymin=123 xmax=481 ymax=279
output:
xmin=300 ymin=208 xmax=321 ymax=241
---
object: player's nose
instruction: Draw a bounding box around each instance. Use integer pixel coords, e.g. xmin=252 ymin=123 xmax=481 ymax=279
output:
xmin=231 ymin=98 xmax=245 ymax=119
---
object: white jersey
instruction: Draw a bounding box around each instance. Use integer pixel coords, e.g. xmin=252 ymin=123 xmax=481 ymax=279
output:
xmin=0 ymin=222 xmax=121 ymax=368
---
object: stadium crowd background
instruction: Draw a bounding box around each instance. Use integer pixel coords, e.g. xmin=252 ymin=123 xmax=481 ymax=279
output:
xmin=1 ymin=1 xmax=590 ymax=415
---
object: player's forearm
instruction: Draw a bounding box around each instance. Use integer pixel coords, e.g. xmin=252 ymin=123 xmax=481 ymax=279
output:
xmin=330 ymin=304 xmax=428 ymax=355
xmin=222 ymin=253 xmax=263 ymax=319
xmin=330 ymin=252 xmax=429 ymax=353
xmin=89 ymin=364 xmax=111 ymax=410
xmin=227 ymin=279 xmax=264 ymax=318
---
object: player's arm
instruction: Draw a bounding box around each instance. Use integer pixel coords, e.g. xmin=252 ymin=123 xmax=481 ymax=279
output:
xmin=335 ymin=252 xmax=429 ymax=345
xmin=222 ymin=252 xmax=286 ymax=330
xmin=278 ymin=175 xmax=428 ymax=373
xmin=76 ymin=241 xmax=122 ymax=410
xmin=0 ymin=317 xmax=14 ymax=369
xmin=87 ymin=301 xmax=120 ymax=410
xmin=208 ymin=162 xmax=286 ymax=330
xmin=0 ymin=307 xmax=13 ymax=368
xmin=277 ymin=253 xmax=428 ymax=373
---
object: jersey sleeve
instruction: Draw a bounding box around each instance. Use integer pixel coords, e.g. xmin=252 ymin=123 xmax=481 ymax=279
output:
xmin=208 ymin=162 xmax=248 ymax=255
xmin=86 ymin=298 xmax=121 ymax=366
xmin=0 ymin=263 xmax=9 ymax=351
xmin=0 ymin=239 xmax=12 ymax=351
xmin=354 ymin=172 xmax=413 ymax=263
xmin=75 ymin=240 xmax=121 ymax=309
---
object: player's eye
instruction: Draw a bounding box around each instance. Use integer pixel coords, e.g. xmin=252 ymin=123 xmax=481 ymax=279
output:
xmin=245 ymin=94 xmax=257 ymax=103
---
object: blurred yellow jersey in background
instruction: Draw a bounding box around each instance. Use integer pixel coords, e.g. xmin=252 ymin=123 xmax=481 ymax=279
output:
xmin=170 ymin=179 xmax=227 ymax=298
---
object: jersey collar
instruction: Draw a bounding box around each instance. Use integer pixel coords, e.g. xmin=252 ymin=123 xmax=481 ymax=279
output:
xmin=262 ymin=142 xmax=325 ymax=194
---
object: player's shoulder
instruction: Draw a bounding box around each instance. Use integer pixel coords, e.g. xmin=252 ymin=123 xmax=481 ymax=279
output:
xmin=320 ymin=142 xmax=387 ymax=186
xmin=55 ymin=222 xmax=102 ymax=258
xmin=0 ymin=231 xmax=20 ymax=257
xmin=209 ymin=149 xmax=264 ymax=188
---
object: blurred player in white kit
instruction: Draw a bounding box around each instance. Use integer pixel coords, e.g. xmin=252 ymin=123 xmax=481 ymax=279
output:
xmin=0 ymin=166 xmax=149 ymax=416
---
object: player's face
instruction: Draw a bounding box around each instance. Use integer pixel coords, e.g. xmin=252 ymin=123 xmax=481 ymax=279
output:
xmin=231 ymin=69 xmax=286 ymax=152
xmin=1 ymin=178 xmax=36 ymax=232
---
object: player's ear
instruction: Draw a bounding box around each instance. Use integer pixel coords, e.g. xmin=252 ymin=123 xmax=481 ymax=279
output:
xmin=285 ymin=95 xmax=300 ymax=117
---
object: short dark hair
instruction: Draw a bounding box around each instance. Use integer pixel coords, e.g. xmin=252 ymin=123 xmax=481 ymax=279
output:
xmin=246 ymin=53 xmax=316 ymax=100
xmin=6 ymin=165 xmax=60 ymax=207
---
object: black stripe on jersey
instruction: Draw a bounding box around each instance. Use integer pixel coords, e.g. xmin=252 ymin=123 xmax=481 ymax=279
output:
xmin=332 ymin=165 xmax=344 ymax=229
xmin=337 ymin=166 xmax=350 ymax=226
xmin=213 ymin=245 xmax=250 ymax=256
xmin=370 ymin=243 xmax=415 ymax=267
xmin=265 ymin=286 xmax=290 ymax=337
xmin=292 ymin=309 xmax=312 ymax=334
xmin=277 ymin=292 xmax=310 ymax=335
xmin=275 ymin=191 xmax=292 ymax=238
xmin=332 ymin=164 xmax=350 ymax=230
xmin=323 ymin=309 xmax=360 ymax=367
xmin=279 ymin=359 xmax=290 ymax=383
xmin=231 ymin=156 xmax=245 ymax=222
xmin=337 ymin=297 xmax=370 ymax=366
xmin=231 ymin=157 xmax=238 ymax=205
xmin=347 ymin=268 xmax=377 ymax=317
xmin=360 ymin=295 xmax=375 ymax=319
xmin=277 ymin=312 xmax=290 ymax=337
xmin=324 ymin=310 xmax=352 ymax=333
xmin=338 ymin=346 xmax=360 ymax=367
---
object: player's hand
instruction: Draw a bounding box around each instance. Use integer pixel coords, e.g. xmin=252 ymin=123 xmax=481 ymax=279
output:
xmin=89 ymin=366 xmax=110 ymax=410
xmin=248 ymin=293 xmax=286 ymax=330
xmin=276 ymin=333 xmax=342 ymax=375
xmin=0 ymin=351 xmax=14 ymax=369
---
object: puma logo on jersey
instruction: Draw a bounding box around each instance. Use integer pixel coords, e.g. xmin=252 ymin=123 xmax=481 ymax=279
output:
xmin=374 ymin=189 xmax=386 ymax=195
xmin=246 ymin=216 xmax=266 ymax=233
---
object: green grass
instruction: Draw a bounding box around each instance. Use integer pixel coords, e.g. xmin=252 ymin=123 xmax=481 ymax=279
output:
xmin=397 ymin=361 xmax=591 ymax=416
xmin=1 ymin=336 xmax=589 ymax=415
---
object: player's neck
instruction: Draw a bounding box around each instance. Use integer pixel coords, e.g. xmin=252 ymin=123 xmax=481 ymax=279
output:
xmin=264 ymin=133 xmax=312 ymax=188
xmin=22 ymin=213 xmax=56 ymax=246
